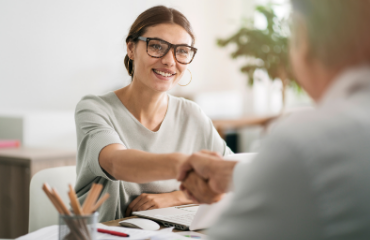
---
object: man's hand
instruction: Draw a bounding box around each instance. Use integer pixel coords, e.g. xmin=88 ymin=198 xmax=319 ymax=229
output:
xmin=125 ymin=191 xmax=192 ymax=217
xmin=177 ymin=150 xmax=238 ymax=194
xmin=180 ymin=171 xmax=223 ymax=204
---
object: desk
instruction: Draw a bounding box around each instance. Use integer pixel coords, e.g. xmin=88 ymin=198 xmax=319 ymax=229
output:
xmin=5 ymin=216 xmax=206 ymax=240
xmin=0 ymin=148 xmax=76 ymax=239
xmin=212 ymin=115 xmax=278 ymax=139
xmin=102 ymin=216 xmax=205 ymax=234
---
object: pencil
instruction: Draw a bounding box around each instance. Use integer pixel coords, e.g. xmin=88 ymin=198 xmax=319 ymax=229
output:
xmin=42 ymin=183 xmax=63 ymax=214
xmin=86 ymin=184 xmax=103 ymax=214
xmin=51 ymin=188 xmax=71 ymax=215
xmin=68 ymin=184 xmax=83 ymax=215
xmin=42 ymin=182 xmax=110 ymax=240
xmin=81 ymin=183 xmax=97 ymax=214
xmin=91 ymin=193 xmax=110 ymax=213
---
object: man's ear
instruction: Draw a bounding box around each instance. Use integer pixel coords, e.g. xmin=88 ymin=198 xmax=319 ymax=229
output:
xmin=127 ymin=41 xmax=136 ymax=60
xmin=294 ymin=14 xmax=312 ymax=64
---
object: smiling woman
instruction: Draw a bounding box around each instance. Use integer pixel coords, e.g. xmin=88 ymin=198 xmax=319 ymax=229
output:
xmin=125 ymin=23 xmax=194 ymax=93
xmin=74 ymin=5 xmax=232 ymax=222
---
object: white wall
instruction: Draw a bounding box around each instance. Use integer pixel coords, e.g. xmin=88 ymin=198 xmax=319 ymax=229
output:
xmin=1 ymin=0 xmax=311 ymax=151
xmin=0 ymin=0 xmax=254 ymax=112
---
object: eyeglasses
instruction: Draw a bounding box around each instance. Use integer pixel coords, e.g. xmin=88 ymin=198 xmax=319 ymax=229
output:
xmin=138 ymin=36 xmax=197 ymax=65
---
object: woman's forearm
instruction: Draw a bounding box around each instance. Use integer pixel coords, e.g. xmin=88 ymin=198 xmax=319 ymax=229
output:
xmin=171 ymin=190 xmax=194 ymax=206
xmin=99 ymin=144 xmax=188 ymax=183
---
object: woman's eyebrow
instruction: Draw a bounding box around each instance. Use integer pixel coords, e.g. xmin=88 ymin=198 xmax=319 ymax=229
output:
xmin=150 ymin=37 xmax=191 ymax=46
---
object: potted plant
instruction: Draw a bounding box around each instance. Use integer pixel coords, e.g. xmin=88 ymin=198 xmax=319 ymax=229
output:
xmin=217 ymin=4 xmax=299 ymax=110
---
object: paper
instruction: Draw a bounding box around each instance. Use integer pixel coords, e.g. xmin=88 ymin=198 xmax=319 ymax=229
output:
xmin=16 ymin=223 xmax=205 ymax=240
xmin=97 ymin=223 xmax=159 ymax=239
xmin=175 ymin=231 xmax=208 ymax=239
xmin=16 ymin=225 xmax=59 ymax=240
xmin=159 ymin=227 xmax=175 ymax=232
xmin=150 ymin=232 xmax=192 ymax=240
xmin=16 ymin=224 xmax=159 ymax=240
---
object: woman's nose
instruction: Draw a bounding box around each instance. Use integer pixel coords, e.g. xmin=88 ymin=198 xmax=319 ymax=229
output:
xmin=161 ymin=48 xmax=176 ymax=66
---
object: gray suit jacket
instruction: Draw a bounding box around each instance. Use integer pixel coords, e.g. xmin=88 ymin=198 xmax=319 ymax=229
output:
xmin=209 ymin=65 xmax=370 ymax=240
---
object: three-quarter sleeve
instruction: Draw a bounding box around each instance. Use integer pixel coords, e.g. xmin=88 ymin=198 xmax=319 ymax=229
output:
xmin=75 ymin=95 xmax=124 ymax=181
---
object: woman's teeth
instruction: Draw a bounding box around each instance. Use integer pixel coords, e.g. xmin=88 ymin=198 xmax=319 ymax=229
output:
xmin=154 ymin=69 xmax=173 ymax=77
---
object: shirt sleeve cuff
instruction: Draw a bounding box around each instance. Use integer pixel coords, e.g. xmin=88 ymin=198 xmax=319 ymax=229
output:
xmin=88 ymin=130 xmax=125 ymax=181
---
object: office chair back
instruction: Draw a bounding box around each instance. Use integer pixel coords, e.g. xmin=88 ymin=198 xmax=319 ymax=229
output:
xmin=29 ymin=166 xmax=76 ymax=233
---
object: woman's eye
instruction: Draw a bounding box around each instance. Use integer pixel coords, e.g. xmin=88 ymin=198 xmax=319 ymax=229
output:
xmin=177 ymin=49 xmax=189 ymax=55
xmin=150 ymin=44 xmax=162 ymax=50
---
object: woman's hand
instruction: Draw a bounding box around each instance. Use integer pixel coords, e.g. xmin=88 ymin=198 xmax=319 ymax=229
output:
xmin=125 ymin=191 xmax=193 ymax=217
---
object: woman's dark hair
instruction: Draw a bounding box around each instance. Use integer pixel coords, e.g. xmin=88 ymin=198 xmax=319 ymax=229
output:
xmin=291 ymin=0 xmax=370 ymax=68
xmin=124 ymin=5 xmax=195 ymax=77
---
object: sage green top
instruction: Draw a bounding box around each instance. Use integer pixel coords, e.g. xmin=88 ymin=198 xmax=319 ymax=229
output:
xmin=74 ymin=92 xmax=232 ymax=222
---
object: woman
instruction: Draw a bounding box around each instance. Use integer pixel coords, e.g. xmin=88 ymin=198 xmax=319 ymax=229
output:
xmin=74 ymin=5 xmax=232 ymax=222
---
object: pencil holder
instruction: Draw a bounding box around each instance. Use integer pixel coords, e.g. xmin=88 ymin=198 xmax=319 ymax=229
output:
xmin=59 ymin=212 xmax=98 ymax=240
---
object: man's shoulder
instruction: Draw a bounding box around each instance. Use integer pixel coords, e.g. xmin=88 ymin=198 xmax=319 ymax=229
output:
xmin=270 ymin=110 xmax=323 ymax=138
xmin=269 ymin=105 xmax=370 ymax=153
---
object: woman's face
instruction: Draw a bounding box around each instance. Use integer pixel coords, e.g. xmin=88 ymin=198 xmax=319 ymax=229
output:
xmin=127 ymin=23 xmax=192 ymax=93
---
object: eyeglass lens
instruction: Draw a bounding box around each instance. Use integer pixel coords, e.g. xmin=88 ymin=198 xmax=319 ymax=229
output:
xmin=147 ymin=39 xmax=195 ymax=64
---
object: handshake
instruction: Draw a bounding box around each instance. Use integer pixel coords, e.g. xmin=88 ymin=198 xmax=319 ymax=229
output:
xmin=177 ymin=150 xmax=238 ymax=204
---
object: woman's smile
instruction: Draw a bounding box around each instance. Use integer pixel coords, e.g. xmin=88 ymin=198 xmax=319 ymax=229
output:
xmin=152 ymin=68 xmax=177 ymax=81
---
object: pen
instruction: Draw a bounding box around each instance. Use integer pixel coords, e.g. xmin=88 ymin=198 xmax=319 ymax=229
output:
xmin=98 ymin=228 xmax=130 ymax=237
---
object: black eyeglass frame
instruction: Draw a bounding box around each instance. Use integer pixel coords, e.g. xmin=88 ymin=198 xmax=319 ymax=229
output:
xmin=137 ymin=36 xmax=197 ymax=65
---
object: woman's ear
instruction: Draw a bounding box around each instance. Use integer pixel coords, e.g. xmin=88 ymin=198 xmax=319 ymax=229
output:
xmin=127 ymin=41 xmax=136 ymax=60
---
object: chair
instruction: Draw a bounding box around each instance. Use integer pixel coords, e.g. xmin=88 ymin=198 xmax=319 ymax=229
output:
xmin=29 ymin=166 xmax=76 ymax=233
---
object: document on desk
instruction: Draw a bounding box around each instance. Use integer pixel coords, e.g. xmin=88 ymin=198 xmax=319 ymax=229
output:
xmin=151 ymin=232 xmax=207 ymax=240
xmin=16 ymin=223 xmax=190 ymax=240
xmin=96 ymin=223 xmax=160 ymax=239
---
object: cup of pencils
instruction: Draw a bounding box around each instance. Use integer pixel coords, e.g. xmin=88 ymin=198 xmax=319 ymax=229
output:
xmin=42 ymin=183 xmax=110 ymax=240
xmin=59 ymin=212 xmax=98 ymax=240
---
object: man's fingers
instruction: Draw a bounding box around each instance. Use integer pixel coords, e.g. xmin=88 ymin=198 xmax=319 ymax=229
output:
xmin=186 ymin=190 xmax=200 ymax=204
xmin=178 ymin=153 xmax=211 ymax=181
xmin=180 ymin=184 xmax=200 ymax=204
xmin=182 ymin=172 xmax=222 ymax=204
xmin=209 ymin=178 xmax=230 ymax=194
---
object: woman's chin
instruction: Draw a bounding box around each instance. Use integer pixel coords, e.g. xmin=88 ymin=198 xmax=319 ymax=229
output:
xmin=149 ymin=81 xmax=175 ymax=93
xmin=149 ymin=76 xmax=178 ymax=92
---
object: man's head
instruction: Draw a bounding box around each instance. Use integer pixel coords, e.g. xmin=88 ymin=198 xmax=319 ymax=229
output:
xmin=289 ymin=0 xmax=370 ymax=101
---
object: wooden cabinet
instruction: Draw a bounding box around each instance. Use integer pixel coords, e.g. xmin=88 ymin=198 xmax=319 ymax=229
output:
xmin=0 ymin=148 xmax=76 ymax=239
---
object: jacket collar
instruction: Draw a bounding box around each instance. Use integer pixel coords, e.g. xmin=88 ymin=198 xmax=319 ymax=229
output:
xmin=320 ymin=64 xmax=370 ymax=107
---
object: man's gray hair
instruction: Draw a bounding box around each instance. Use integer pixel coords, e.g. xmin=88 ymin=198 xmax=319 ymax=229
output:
xmin=291 ymin=0 xmax=370 ymax=68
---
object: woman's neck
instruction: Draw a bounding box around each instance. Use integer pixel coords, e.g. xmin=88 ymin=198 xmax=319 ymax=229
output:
xmin=115 ymin=80 xmax=169 ymax=131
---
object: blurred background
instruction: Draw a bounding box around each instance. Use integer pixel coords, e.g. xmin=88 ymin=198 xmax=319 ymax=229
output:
xmin=0 ymin=0 xmax=315 ymax=238
xmin=0 ymin=0 xmax=312 ymax=153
